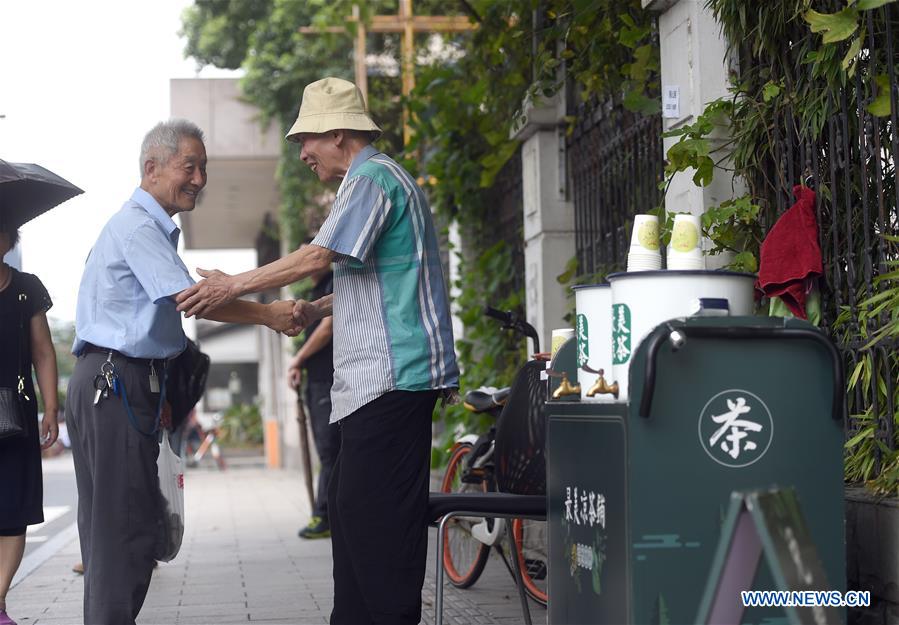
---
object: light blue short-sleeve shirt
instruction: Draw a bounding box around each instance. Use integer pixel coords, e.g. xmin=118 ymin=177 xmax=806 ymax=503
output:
xmin=72 ymin=188 xmax=195 ymax=359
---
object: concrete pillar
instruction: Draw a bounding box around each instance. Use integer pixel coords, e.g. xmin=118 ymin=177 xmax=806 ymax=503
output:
xmin=258 ymin=237 xmax=297 ymax=470
xmin=448 ymin=221 xmax=464 ymax=351
xmin=644 ymin=0 xmax=742 ymax=265
xmin=512 ymin=94 xmax=576 ymax=353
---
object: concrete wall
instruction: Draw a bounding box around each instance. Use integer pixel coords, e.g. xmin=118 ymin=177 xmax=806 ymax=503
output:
xmin=261 ymin=239 xmax=301 ymax=471
xmin=514 ymin=94 xmax=576 ymax=351
xmin=170 ymin=78 xmax=282 ymax=158
xmin=196 ymin=323 xmax=260 ymax=412
xmin=199 ymin=323 xmax=259 ymax=363
xmin=645 ymin=0 xmax=744 ymax=266
xmin=258 ymin=317 xmax=294 ymax=469
xmin=171 ymin=78 xmax=282 ymax=251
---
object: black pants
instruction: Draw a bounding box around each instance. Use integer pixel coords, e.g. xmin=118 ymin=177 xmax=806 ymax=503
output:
xmin=67 ymin=351 xmax=164 ymax=625
xmin=329 ymin=390 xmax=439 ymax=625
xmin=306 ymin=380 xmax=339 ymax=519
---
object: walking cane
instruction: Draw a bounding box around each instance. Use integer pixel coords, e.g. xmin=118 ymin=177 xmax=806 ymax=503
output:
xmin=296 ymin=386 xmax=316 ymax=509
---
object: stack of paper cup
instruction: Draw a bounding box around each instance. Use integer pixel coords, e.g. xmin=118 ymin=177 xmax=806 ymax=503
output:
xmin=667 ymin=213 xmax=705 ymax=270
xmin=627 ymin=214 xmax=662 ymax=271
xmin=551 ymin=328 xmax=575 ymax=358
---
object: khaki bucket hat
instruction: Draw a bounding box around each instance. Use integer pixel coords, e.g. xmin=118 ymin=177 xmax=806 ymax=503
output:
xmin=285 ymin=77 xmax=381 ymax=142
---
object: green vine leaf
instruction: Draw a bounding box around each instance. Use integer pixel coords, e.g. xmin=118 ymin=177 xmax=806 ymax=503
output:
xmin=692 ymin=157 xmax=715 ymax=187
xmin=556 ymin=256 xmax=579 ymax=284
xmin=804 ymin=7 xmax=859 ymax=44
xmin=618 ymin=13 xmax=649 ymax=48
xmin=867 ymin=74 xmax=893 ymax=117
xmin=762 ymin=81 xmax=781 ymax=102
xmin=623 ymin=89 xmax=661 ymax=114
xmin=478 ymin=141 xmax=520 ymax=188
xmin=841 ymin=33 xmax=863 ymax=73
xmin=730 ymin=251 xmax=758 ymax=273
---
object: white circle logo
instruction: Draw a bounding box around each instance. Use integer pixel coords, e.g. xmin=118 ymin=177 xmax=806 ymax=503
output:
xmin=698 ymin=389 xmax=773 ymax=468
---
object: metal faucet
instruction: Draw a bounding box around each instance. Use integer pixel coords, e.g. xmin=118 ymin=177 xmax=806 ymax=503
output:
xmin=585 ymin=368 xmax=619 ymax=399
xmin=550 ymin=371 xmax=581 ymax=399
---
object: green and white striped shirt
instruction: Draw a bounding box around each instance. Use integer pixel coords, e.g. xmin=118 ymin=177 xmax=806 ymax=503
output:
xmin=312 ymin=145 xmax=459 ymax=422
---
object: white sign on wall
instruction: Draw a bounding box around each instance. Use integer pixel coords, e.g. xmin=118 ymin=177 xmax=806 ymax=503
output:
xmin=663 ymin=85 xmax=680 ymax=119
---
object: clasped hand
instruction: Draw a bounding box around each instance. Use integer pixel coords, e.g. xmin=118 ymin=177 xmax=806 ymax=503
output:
xmin=268 ymin=300 xmax=305 ymax=337
xmin=272 ymin=299 xmax=319 ymax=337
xmin=291 ymin=299 xmax=318 ymax=328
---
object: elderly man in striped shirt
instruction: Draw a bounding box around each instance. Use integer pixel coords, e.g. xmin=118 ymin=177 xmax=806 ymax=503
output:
xmin=176 ymin=77 xmax=460 ymax=625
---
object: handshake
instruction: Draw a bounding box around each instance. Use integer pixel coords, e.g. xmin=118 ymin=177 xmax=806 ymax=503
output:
xmin=174 ymin=268 xmax=328 ymax=337
xmin=266 ymin=299 xmax=320 ymax=337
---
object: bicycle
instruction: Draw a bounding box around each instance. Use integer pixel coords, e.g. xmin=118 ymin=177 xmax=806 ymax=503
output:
xmin=182 ymin=411 xmax=227 ymax=471
xmin=439 ymin=306 xmax=548 ymax=605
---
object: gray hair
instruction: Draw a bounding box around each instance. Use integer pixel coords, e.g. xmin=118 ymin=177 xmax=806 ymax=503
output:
xmin=139 ymin=119 xmax=205 ymax=178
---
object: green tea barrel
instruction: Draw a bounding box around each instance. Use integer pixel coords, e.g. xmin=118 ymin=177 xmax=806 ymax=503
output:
xmin=547 ymin=316 xmax=845 ymax=624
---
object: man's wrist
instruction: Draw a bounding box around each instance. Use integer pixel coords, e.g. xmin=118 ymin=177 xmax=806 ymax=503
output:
xmin=231 ymin=273 xmax=249 ymax=300
xmin=313 ymin=299 xmax=327 ymax=321
xmin=265 ymin=301 xmax=287 ymax=328
xmin=261 ymin=302 xmax=275 ymax=327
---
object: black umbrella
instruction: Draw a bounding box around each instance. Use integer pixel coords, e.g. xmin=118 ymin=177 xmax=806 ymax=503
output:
xmin=0 ymin=159 xmax=83 ymax=229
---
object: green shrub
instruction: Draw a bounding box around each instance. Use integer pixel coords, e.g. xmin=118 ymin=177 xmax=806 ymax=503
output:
xmin=219 ymin=403 xmax=264 ymax=446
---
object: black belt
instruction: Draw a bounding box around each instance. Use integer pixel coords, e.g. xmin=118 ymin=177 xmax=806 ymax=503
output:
xmin=81 ymin=343 xmax=168 ymax=368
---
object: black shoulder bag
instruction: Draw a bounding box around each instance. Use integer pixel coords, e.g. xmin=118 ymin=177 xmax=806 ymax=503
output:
xmin=0 ymin=291 xmax=29 ymax=440
xmin=166 ymin=338 xmax=210 ymax=432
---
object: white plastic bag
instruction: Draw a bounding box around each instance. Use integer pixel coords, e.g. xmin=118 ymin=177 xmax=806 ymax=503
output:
xmin=156 ymin=430 xmax=185 ymax=562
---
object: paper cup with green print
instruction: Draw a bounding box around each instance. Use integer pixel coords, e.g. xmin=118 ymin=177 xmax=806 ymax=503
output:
xmin=627 ymin=214 xmax=662 ymax=271
xmin=667 ymin=213 xmax=704 ymax=270
xmin=551 ymin=328 xmax=575 ymax=358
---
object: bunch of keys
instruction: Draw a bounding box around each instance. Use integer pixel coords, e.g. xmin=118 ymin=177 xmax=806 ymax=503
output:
xmin=93 ymin=353 xmax=118 ymax=406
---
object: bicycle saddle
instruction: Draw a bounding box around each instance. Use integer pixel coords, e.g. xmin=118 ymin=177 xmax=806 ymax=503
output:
xmin=463 ymin=387 xmax=511 ymax=413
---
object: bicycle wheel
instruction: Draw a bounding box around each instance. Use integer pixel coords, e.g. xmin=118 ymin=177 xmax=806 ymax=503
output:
xmin=512 ymin=518 xmax=548 ymax=605
xmin=439 ymin=443 xmax=490 ymax=588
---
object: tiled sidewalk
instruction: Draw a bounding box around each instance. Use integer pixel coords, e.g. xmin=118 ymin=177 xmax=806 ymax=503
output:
xmin=8 ymin=463 xmax=544 ymax=625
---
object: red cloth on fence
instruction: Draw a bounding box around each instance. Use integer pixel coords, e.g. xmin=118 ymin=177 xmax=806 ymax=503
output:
xmin=755 ymin=185 xmax=823 ymax=319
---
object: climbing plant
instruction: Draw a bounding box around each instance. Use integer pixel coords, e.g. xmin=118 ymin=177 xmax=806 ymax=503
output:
xmin=658 ymin=0 xmax=899 ymax=491
xmin=404 ymin=0 xmax=660 ymax=457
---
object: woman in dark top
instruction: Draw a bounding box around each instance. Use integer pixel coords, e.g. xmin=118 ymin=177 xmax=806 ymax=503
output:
xmin=0 ymin=226 xmax=58 ymax=625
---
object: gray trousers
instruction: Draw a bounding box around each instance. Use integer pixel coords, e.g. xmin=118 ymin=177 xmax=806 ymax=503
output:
xmin=66 ymin=351 xmax=165 ymax=625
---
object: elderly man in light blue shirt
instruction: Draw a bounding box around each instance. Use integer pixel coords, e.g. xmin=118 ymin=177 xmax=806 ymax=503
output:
xmin=66 ymin=119 xmax=298 ymax=625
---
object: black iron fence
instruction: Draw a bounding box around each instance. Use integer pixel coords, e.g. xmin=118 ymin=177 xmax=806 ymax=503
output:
xmin=485 ymin=146 xmax=526 ymax=295
xmin=567 ymin=99 xmax=665 ymax=280
xmin=744 ymin=6 xmax=899 ymax=466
